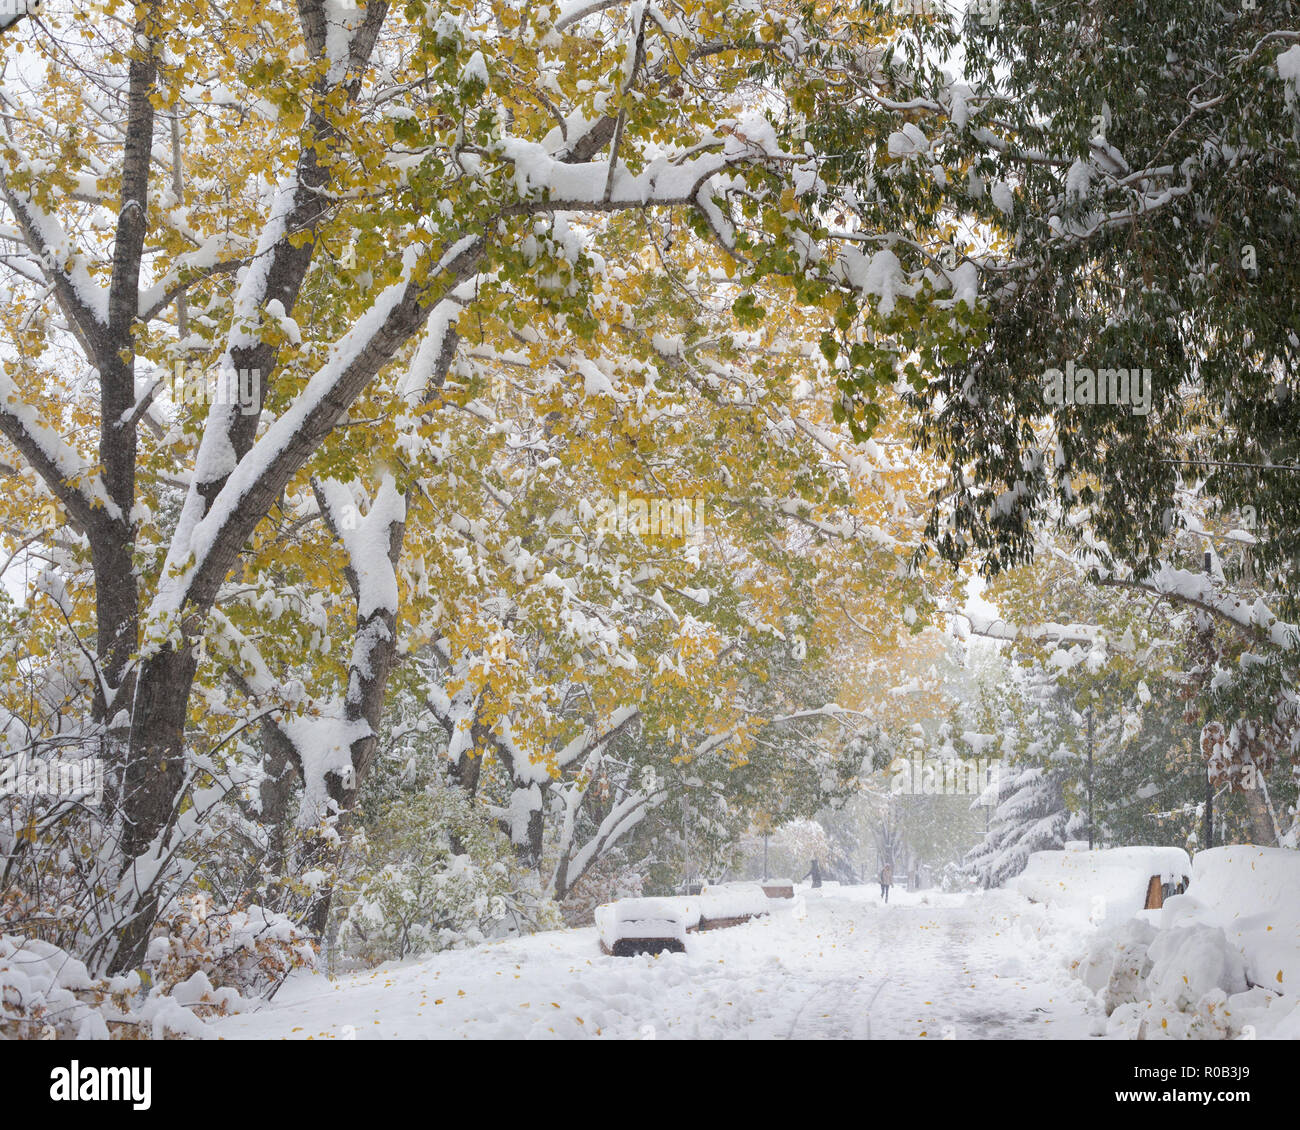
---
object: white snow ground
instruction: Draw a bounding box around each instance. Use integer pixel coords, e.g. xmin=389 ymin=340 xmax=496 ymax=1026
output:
xmin=208 ymin=885 xmax=1103 ymax=1040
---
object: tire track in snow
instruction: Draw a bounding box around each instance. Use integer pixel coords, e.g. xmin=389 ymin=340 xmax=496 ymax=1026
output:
xmin=784 ymin=972 xmax=878 ymax=1039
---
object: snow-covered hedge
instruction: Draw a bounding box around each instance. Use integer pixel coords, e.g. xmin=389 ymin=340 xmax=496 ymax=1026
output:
xmin=1014 ymin=845 xmax=1191 ymax=922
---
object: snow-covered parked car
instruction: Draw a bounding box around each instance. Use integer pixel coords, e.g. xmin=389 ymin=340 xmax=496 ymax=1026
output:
xmin=595 ymin=898 xmax=688 ymax=956
xmin=1013 ymin=845 xmax=1191 ymax=922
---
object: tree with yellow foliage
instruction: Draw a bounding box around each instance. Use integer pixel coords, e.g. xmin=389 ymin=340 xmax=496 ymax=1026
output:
xmin=0 ymin=0 xmax=978 ymax=976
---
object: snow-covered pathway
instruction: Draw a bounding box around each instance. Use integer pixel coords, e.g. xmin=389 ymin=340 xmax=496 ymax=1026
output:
xmin=737 ymin=886 xmax=1093 ymax=1040
xmin=209 ymin=886 xmax=1098 ymax=1040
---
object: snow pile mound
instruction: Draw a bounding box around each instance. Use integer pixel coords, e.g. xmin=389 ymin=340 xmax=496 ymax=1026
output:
xmin=1161 ymin=845 xmax=1300 ymax=994
xmin=1145 ymin=926 xmax=1249 ymax=1011
xmin=1076 ymin=918 xmax=1158 ymax=1013
xmin=1100 ymin=922 xmax=1257 ymax=1040
xmin=1014 ymin=846 xmax=1190 ymax=922
xmin=1068 ymin=845 xmax=1300 ymax=1039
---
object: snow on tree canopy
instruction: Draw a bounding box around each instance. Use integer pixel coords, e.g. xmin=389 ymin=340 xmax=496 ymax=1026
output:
xmin=837 ymin=247 xmax=910 ymax=316
xmin=1278 ymin=44 xmax=1300 ymax=101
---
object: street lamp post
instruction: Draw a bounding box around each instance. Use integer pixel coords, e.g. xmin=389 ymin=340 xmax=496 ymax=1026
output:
xmin=1203 ymin=549 xmax=1214 ymax=851
xmin=1087 ymin=703 xmax=1094 ymax=850
xmin=683 ymin=797 xmax=691 ymax=894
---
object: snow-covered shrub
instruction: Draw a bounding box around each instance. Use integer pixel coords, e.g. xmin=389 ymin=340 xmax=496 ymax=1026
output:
xmin=1 ymin=915 xmax=311 ymax=1040
xmin=144 ymin=903 xmax=317 ymax=1003
xmin=1 ymin=933 xmax=109 ymax=1039
xmin=336 ymin=786 xmax=557 ymax=965
xmin=0 ymin=771 xmax=123 ymax=960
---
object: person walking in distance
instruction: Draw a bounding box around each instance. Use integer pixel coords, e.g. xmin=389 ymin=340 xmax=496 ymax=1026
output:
xmin=879 ymin=860 xmax=893 ymax=903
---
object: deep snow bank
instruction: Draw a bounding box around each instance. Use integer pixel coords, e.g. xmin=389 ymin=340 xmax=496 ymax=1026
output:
xmin=1164 ymin=845 xmax=1300 ymax=993
xmin=1067 ymin=845 xmax=1299 ymax=1039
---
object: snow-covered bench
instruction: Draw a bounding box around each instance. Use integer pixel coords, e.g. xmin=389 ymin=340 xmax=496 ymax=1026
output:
xmin=760 ymin=878 xmax=795 ymax=899
xmin=694 ymin=883 xmax=771 ymax=930
xmin=596 ymin=884 xmax=772 ymax=955
xmin=595 ymin=898 xmax=688 ymax=956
